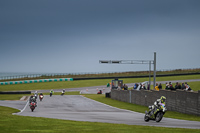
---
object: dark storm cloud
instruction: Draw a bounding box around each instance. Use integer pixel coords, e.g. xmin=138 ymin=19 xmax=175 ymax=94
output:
xmin=0 ymin=0 xmax=200 ymax=72
xmin=1 ymin=0 xmax=200 ymax=36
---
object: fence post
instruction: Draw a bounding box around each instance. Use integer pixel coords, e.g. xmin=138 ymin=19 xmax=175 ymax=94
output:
xmin=129 ymin=90 xmax=131 ymax=103
xmin=198 ymin=90 xmax=200 ymax=116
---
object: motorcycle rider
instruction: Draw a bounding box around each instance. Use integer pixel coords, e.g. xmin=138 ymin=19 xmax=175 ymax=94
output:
xmin=29 ymin=95 xmax=37 ymax=107
xmin=153 ymin=96 xmax=166 ymax=115
xmin=39 ymin=92 xmax=44 ymax=97
xmin=34 ymin=91 xmax=38 ymax=99
xmin=148 ymin=96 xmax=166 ymax=117
xmin=50 ymin=89 xmax=54 ymax=96
xmin=61 ymin=89 xmax=65 ymax=96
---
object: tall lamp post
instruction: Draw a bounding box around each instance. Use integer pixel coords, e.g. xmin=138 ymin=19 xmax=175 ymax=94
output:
xmin=99 ymin=52 xmax=156 ymax=89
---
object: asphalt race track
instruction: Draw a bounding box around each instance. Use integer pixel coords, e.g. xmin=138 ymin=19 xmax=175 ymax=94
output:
xmin=1 ymin=95 xmax=200 ymax=129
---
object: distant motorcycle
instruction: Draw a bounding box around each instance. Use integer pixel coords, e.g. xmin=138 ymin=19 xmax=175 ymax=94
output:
xmin=144 ymin=103 xmax=167 ymax=122
xmin=34 ymin=94 xmax=38 ymax=99
xmin=30 ymin=102 xmax=36 ymax=112
xmin=50 ymin=90 xmax=54 ymax=97
xmin=61 ymin=89 xmax=65 ymax=96
xmin=39 ymin=95 xmax=44 ymax=101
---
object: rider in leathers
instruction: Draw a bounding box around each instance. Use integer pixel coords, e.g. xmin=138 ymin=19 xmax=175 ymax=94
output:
xmin=29 ymin=95 xmax=37 ymax=107
xmin=153 ymin=96 xmax=166 ymax=116
xmin=148 ymin=96 xmax=166 ymax=117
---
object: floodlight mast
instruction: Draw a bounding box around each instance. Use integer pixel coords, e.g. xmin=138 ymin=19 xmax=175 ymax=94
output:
xmin=99 ymin=52 xmax=157 ymax=89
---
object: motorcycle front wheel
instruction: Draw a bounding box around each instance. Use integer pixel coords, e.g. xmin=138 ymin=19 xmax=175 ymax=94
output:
xmin=155 ymin=112 xmax=163 ymax=122
xmin=144 ymin=115 xmax=149 ymax=122
xmin=31 ymin=107 xmax=34 ymax=112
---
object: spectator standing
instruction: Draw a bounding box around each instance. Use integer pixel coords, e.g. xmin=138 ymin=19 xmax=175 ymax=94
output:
xmin=123 ymin=84 xmax=128 ymax=90
xmin=185 ymin=82 xmax=192 ymax=91
xmin=139 ymin=83 xmax=142 ymax=90
xmin=169 ymin=82 xmax=175 ymax=91
xmin=140 ymin=83 xmax=145 ymax=90
xmin=181 ymin=82 xmax=186 ymax=90
xmin=142 ymin=84 xmax=146 ymax=90
xmin=133 ymin=83 xmax=138 ymax=90
xmin=177 ymin=82 xmax=182 ymax=89
xmin=117 ymin=85 xmax=121 ymax=90
xmin=165 ymin=82 xmax=169 ymax=90
xmin=158 ymin=83 xmax=162 ymax=90
xmin=175 ymin=82 xmax=179 ymax=90
xmin=155 ymin=83 xmax=159 ymax=91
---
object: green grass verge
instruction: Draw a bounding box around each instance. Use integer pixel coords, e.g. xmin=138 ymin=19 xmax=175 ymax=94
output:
xmin=0 ymin=94 xmax=29 ymax=100
xmin=0 ymin=92 xmax=80 ymax=100
xmin=0 ymin=75 xmax=200 ymax=91
xmin=42 ymin=91 xmax=80 ymax=96
xmin=1 ymin=106 xmax=200 ymax=133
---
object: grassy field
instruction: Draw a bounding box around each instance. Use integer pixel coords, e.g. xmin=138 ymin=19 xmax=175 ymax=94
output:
xmin=0 ymin=74 xmax=200 ymax=92
xmin=1 ymin=68 xmax=199 ymax=81
xmin=0 ymin=74 xmax=200 ymax=132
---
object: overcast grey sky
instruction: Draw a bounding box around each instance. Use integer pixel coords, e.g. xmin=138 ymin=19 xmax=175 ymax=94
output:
xmin=0 ymin=0 xmax=200 ymax=73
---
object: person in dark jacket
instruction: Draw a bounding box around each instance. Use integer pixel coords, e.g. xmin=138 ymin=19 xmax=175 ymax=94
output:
xmin=158 ymin=83 xmax=162 ymax=90
xmin=175 ymin=82 xmax=181 ymax=90
xmin=181 ymin=82 xmax=186 ymax=90
xmin=169 ymin=82 xmax=175 ymax=91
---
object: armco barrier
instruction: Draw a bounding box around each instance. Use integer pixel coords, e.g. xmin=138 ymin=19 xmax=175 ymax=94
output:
xmin=0 ymin=78 xmax=73 ymax=85
xmin=0 ymin=91 xmax=31 ymax=94
xmin=111 ymin=89 xmax=200 ymax=116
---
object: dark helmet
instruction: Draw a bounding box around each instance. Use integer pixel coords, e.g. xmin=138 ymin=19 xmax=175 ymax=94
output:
xmin=160 ymin=96 xmax=166 ymax=103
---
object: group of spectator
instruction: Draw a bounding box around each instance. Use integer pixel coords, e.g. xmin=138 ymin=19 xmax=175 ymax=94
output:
xmin=123 ymin=84 xmax=128 ymax=90
xmin=133 ymin=83 xmax=148 ymax=90
xmin=155 ymin=82 xmax=193 ymax=91
xmin=114 ymin=81 xmax=193 ymax=92
xmin=154 ymin=83 xmax=162 ymax=91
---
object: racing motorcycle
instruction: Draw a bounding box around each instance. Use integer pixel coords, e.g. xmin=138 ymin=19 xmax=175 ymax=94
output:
xmin=30 ymin=102 xmax=36 ymax=112
xmin=144 ymin=103 xmax=167 ymax=122
xmin=39 ymin=94 xmax=44 ymax=101
xmin=34 ymin=93 xmax=38 ymax=99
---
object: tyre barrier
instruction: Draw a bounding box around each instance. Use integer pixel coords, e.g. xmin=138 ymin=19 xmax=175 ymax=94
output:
xmin=0 ymin=78 xmax=73 ymax=85
xmin=0 ymin=91 xmax=31 ymax=94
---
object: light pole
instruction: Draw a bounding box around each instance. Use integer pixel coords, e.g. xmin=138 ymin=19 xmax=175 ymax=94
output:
xmin=153 ymin=52 xmax=156 ymax=89
xmin=99 ymin=52 xmax=157 ymax=89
